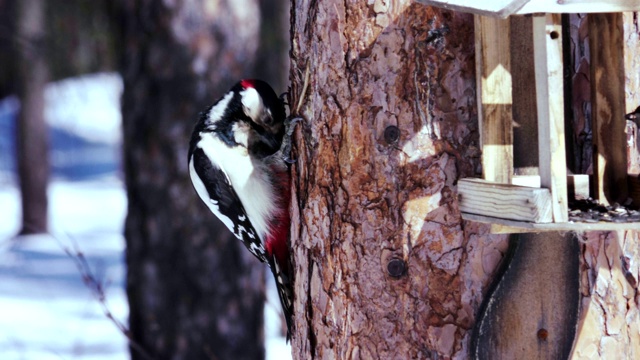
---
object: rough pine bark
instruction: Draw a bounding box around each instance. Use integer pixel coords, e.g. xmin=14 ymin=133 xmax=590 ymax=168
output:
xmin=118 ymin=1 xmax=269 ymax=358
xmin=289 ymin=1 xmax=509 ymax=358
xmin=572 ymin=231 xmax=640 ymax=359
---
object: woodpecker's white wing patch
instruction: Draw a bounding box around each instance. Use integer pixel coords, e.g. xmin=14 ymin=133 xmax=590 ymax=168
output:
xmin=188 ymin=153 xmax=267 ymax=263
xmin=196 ymin=132 xmax=277 ymax=243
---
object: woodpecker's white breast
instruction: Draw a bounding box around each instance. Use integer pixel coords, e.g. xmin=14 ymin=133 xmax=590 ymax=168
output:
xmin=195 ymin=132 xmax=276 ymax=241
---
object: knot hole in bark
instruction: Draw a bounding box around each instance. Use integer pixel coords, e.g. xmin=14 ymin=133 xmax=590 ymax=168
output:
xmin=387 ymin=258 xmax=407 ymax=278
xmin=384 ymin=125 xmax=400 ymax=145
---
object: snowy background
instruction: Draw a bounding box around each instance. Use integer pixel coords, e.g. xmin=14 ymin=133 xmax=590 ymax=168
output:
xmin=0 ymin=73 xmax=290 ymax=359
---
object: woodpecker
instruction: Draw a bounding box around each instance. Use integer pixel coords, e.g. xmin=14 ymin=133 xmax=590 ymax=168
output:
xmin=188 ymin=79 xmax=295 ymax=338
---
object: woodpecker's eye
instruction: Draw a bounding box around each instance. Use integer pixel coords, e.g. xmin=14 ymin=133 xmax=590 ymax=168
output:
xmin=262 ymin=109 xmax=273 ymax=125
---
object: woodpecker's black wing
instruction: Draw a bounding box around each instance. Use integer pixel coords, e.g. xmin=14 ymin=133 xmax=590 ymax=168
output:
xmin=267 ymin=253 xmax=294 ymax=340
xmin=189 ymin=146 xmax=268 ymax=263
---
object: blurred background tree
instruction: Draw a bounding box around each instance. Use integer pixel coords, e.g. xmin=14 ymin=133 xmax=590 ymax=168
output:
xmin=0 ymin=0 xmax=289 ymax=358
xmin=15 ymin=0 xmax=49 ymax=235
xmin=1 ymin=0 xmax=118 ymax=234
xmin=112 ymin=0 xmax=289 ymax=358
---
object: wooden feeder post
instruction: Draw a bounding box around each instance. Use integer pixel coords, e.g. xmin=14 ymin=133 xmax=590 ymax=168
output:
xmin=532 ymin=13 xmax=568 ymax=223
xmin=475 ymin=15 xmax=513 ymax=184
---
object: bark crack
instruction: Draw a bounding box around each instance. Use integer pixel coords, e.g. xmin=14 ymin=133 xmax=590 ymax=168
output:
xmin=305 ymin=0 xmax=319 ymax=39
xmin=597 ymin=298 xmax=610 ymax=338
xmin=602 ymin=235 xmax=614 ymax=273
xmin=307 ymin=256 xmax=317 ymax=359
xmin=435 ymin=245 xmax=464 ymax=261
xmin=405 ymin=231 xmax=413 ymax=258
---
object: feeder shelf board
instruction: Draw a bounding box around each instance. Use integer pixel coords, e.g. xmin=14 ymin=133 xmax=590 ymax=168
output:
xmin=461 ymin=213 xmax=640 ymax=234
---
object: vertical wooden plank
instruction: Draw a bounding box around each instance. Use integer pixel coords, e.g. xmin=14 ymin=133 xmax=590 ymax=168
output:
xmin=589 ymin=13 xmax=628 ymax=205
xmin=510 ymin=15 xmax=539 ymax=175
xmin=475 ymin=15 xmax=513 ymax=183
xmin=533 ymin=14 xmax=569 ymax=222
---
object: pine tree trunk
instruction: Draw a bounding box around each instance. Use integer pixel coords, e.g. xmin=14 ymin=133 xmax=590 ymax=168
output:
xmin=118 ymin=1 xmax=269 ymax=358
xmin=288 ymin=2 xmax=509 ymax=358
xmin=16 ymin=0 xmax=49 ymax=235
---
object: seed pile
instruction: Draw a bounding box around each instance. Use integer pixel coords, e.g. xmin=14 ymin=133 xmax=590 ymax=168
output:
xmin=568 ymin=198 xmax=640 ymax=223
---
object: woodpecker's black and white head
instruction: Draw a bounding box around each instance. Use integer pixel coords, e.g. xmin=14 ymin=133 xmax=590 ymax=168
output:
xmin=196 ymin=79 xmax=286 ymax=158
xmin=237 ymin=79 xmax=286 ymax=138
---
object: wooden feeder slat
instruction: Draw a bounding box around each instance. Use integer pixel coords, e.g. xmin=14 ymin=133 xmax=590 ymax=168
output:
xmin=457 ymin=178 xmax=553 ymax=223
xmin=589 ymin=13 xmax=629 ymax=205
xmin=475 ymin=15 xmax=513 ymax=183
xmin=533 ymin=13 xmax=568 ymax=223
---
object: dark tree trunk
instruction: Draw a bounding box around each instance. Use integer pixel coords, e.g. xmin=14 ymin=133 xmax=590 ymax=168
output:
xmin=0 ymin=0 xmax=18 ymax=99
xmin=117 ymin=1 xmax=271 ymax=358
xmin=16 ymin=0 xmax=49 ymax=235
xmin=254 ymin=0 xmax=291 ymax=91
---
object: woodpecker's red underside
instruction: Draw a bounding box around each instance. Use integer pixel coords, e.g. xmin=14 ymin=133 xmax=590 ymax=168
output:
xmin=264 ymin=170 xmax=291 ymax=272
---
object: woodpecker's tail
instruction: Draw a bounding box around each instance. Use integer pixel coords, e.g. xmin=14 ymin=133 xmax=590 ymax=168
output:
xmin=267 ymin=254 xmax=293 ymax=341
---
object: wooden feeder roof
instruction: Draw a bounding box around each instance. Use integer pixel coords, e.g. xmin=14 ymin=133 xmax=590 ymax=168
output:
xmin=415 ymin=0 xmax=640 ymax=18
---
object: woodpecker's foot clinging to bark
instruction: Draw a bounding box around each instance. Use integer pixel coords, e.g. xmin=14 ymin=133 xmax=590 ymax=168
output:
xmin=282 ymin=116 xmax=302 ymax=164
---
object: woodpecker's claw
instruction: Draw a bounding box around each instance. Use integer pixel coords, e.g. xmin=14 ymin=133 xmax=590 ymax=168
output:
xmin=282 ymin=117 xmax=303 ymax=164
xmin=281 ymin=62 xmax=310 ymax=164
xmin=279 ymin=92 xmax=289 ymax=107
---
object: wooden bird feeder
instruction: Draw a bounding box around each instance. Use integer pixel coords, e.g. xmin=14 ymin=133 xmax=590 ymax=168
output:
xmin=416 ymin=0 xmax=640 ymax=233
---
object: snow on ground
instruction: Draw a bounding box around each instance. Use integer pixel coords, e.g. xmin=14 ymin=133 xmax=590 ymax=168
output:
xmin=0 ymin=179 xmax=291 ymax=359
xmin=0 ymin=179 xmax=129 ymax=360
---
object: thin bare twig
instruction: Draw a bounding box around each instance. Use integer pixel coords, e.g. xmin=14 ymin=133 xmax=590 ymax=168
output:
xmin=53 ymin=233 xmax=156 ymax=360
xmin=295 ymin=61 xmax=311 ymax=115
